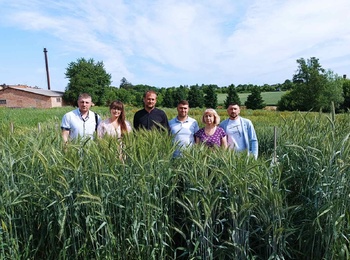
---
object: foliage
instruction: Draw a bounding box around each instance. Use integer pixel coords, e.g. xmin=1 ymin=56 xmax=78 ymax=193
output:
xmin=187 ymin=84 xmax=204 ymax=108
xmin=339 ymin=79 xmax=350 ymax=112
xmin=203 ymin=84 xmax=218 ymax=108
xmin=224 ymin=84 xmax=241 ymax=108
xmin=173 ymin=86 xmax=189 ymax=105
xmin=278 ymin=57 xmax=344 ymax=112
xmin=245 ymin=87 xmax=265 ymax=109
xmin=63 ymin=58 xmax=112 ymax=106
xmin=162 ymin=88 xmax=175 ymax=108
xmin=120 ymin=77 xmax=133 ymax=90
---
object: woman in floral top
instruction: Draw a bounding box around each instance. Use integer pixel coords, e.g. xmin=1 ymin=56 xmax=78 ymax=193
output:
xmin=195 ymin=108 xmax=227 ymax=149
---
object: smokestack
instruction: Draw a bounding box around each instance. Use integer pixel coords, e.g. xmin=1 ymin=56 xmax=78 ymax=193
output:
xmin=43 ymin=48 xmax=51 ymax=90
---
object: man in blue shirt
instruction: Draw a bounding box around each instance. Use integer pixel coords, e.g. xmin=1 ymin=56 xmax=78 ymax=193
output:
xmin=219 ymin=103 xmax=258 ymax=159
xmin=169 ymin=100 xmax=199 ymax=157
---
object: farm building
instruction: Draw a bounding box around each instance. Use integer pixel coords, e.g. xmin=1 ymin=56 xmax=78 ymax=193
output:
xmin=0 ymin=85 xmax=65 ymax=108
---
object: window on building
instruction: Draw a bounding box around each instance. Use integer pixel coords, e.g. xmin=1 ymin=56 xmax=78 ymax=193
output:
xmin=56 ymin=97 xmax=61 ymax=102
xmin=0 ymin=100 xmax=6 ymax=104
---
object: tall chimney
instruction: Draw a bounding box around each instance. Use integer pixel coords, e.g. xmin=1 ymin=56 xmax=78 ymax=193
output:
xmin=43 ymin=48 xmax=51 ymax=90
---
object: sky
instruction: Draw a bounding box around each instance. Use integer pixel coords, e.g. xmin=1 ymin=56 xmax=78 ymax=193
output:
xmin=1 ymin=0 xmax=350 ymax=92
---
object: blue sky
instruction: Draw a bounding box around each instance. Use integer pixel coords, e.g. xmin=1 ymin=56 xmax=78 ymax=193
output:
xmin=1 ymin=0 xmax=350 ymax=92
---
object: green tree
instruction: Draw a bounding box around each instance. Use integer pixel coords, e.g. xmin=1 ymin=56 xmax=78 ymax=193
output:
xmin=63 ymin=58 xmax=111 ymax=106
xmin=187 ymin=84 xmax=204 ymax=108
xmin=245 ymin=87 xmax=265 ymax=110
xmin=162 ymin=88 xmax=175 ymax=108
xmin=340 ymin=79 xmax=350 ymax=112
xmin=278 ymin=57 xmax=343 ymax=112
xmin=281 ymin=79 xmax=294 ymax=91
xmin=120 ymin=77 xmax=133 ymax=90
xmin=172 ymin=86 xmax=188 ymax=106
xmin=204 ymin=84 xmax=218 ymax=108
xmin=224 ymin=84 xmax=241 ymax=108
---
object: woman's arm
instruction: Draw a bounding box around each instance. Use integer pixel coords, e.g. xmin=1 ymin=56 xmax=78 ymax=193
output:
xmin=221 ymin=136 xmax=228 ymax=149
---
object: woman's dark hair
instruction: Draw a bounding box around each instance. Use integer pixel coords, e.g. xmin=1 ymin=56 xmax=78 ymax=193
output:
xmin=109 ymin=100 xmax=128 ymax=135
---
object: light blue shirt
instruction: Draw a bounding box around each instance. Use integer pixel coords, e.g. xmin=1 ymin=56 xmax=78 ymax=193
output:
xmin=169 ymin=116 xmax=199 ymax=156
xmin=220 ymin=117 xmax=258 ymax=159
xmin=61 ymin=108 xmax=101 ymax=140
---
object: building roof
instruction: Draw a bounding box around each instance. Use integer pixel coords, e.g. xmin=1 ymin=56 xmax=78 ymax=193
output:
xmin=2 ymin=86 xmax=64 ymax=97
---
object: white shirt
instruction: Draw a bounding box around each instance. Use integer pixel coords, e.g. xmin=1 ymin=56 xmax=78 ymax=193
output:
xmin=226 ymin=119 xmax=247 ymax=151
xmin=61 ymin=108 xmax=100 ymax=140
xmin=97 ymin=119 xmax=132 ymax=138
xmin=169 ymin=116 xmax=199 ymax=148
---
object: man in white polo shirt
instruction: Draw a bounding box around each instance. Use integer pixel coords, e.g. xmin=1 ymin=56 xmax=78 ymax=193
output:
xmin=61 ymin=93 xmax=101 ymax=143
xmin=169 ymin=100 xmax=199 ymax=157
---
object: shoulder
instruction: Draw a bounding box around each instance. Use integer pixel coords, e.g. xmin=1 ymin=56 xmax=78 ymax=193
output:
xmin=169 ymin=117 xmax=177 ymax=124
xmin=240 ymin=117 xmax=253 ymax=125
xmin=219 ymin=118 xmax=229 ymax=126
xmin=63 ymin=109 xmax=78 ymax=119
xmin=187 ymin=116 xmax=198 ymax=123
xmin=154 ymin=108 xmax=167 ymax=115
xmin=217 ymin=126 xmax=226 ymax=134
xmin=100 ymin=118 xmax=110 ymax=125
xmin=126 ymin=120 xmax=133 ymax=131
xmin=195 ymin=127 xmax=204 ymax=135
xmin=134 ymin=109 xmax=146 ymax=116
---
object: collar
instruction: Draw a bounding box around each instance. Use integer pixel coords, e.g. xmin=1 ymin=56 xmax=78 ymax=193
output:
xmin=176 ymin=116 xmax=189 ymax=123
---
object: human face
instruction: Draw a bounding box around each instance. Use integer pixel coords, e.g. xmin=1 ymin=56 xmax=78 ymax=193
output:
xmin=204 ymin=113 xmax=215 ymax=125
xmin=177 ymin=104 xmax=189 ymax=119
xmin=78 ymin=97 xmax=92 ymax=114
xmin=143 ymin=93 xmax=157 ymax=110
xmin=227 ymin=105 xmax=240 ymax=120
xmin=110 ymin=107 xmax=121 ymax=119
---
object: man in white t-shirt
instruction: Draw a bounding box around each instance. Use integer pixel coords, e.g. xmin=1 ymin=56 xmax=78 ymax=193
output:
xmin=61 ymin=93 xmax=101 ymax=143
xmin=169 ymin=100 xmax=199 ymax=157
xmin=219 ymin=103 xmax=258 ymax=159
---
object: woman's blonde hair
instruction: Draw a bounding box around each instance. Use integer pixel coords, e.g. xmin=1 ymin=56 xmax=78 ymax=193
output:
xmin=202 ymin=108 xmax=220 ymax=125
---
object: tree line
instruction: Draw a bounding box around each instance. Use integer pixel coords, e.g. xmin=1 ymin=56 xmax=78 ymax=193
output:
xmin=63 ymin=57 xmax=350 ymax=112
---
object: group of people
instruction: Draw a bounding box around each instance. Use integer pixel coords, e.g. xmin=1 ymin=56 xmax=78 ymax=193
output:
xmin=61 ymin=91 xmax=258 ymax=159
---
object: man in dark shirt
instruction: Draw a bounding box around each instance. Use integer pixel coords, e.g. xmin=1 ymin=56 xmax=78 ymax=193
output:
xmin=133 ymin=90 xmax=170 ymax=130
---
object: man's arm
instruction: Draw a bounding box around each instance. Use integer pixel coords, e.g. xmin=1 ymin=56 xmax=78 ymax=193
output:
xmin=62 ymin=129 xmax=70 ymax=143
xmin=133 ymin=112 xmax=140 ymax=130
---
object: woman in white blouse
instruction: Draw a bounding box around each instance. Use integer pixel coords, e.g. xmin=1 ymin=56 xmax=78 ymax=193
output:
xmin=97 ymin=100 xmax=132 ymax=160
xmin=98 ymin=100 xmax=132 ymax=138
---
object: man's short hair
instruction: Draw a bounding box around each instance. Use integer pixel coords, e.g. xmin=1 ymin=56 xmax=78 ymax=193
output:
xmin=178 ymin=100 xmax=189 ymax=106
xmin=227 ymin=103 xmax=240 ymax=108
xmin=143 ymin=90 xmax=157 ymax=98
xmin=78 ymin=93 xmax=92 ymax=100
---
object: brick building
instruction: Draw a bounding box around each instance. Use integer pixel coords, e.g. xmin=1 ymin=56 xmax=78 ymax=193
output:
xmin=0 ymin=85 xmax=65 ymax=108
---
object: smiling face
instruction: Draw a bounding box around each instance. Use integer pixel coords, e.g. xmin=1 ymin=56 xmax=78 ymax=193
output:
xmin=143 ymin=92 xmax=157 ymax=111
xmin=177 ymin=104 xmax=189 ymax=119
xmin=109 ymin=100 xmax=125 ymax=121
xmin=110 ymin=107 xmax=121 ymax=119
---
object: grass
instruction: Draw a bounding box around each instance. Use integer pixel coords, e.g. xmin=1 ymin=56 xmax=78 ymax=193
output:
xmin=0 ymin=106 xmax=349 ymax=259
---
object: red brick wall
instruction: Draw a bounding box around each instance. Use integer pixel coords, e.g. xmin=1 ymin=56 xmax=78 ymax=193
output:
xmin=0 ymin=88 xmax=63 ymax=108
